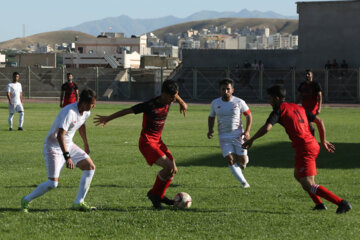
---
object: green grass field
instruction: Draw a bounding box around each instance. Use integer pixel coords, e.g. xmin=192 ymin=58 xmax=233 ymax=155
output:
xmin=0 ymin=102 xmax=359 ymax=240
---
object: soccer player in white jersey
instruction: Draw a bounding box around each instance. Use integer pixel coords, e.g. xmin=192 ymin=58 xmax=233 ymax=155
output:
xmin=207 ymin=78 xmax=252 ymax=188
xmin=6 ymin=72 xmax=24 ymax=131
xmin=21 ymin=89 xmax=97 ymax=212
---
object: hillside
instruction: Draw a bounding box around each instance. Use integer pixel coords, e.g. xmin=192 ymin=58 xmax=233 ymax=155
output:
xmin=153 ymin=18 xmax=298 ymax=39
xmin=0 ymin=31 xmax=96 ymax=50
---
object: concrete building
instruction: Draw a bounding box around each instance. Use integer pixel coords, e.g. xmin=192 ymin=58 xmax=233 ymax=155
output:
xmin=151 ymin=46 xmax=179 ymax=58
xmin=63 ymin=51 xmax=140 ymax=69
xmin=14 ymin=53 xmax=56 ymax=67
xmin=75 ymin=34 xmax=147 ymax=56
xmin=297 ymin=1 xmax=360 ymax=68
xmin=0 ymin=53 xmax=6 ymax=68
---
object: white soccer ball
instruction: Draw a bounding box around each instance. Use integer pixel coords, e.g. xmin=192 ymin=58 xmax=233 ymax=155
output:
xmin=174 ymin=192 xmax=192 ymax=208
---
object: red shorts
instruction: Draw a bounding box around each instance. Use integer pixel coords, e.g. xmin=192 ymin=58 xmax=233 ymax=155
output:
xmin=139 ymin=139 xmax=173 ymax=166
xmin=63 ymin=99 xmax=76 ymax=107
xmin=294 ymin=144 xmax=320 ymax=178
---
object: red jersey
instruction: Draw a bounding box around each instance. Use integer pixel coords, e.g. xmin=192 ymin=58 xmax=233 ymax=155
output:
xmin=297 ymin=81 xmax=322 ymax=114
xmin=266 ymin=102 xmax=318 ymax=149
xmin=61 ymin=82 xmax=78 ymax=107
xmin=131 ymin=97 xmax=170 ymax=142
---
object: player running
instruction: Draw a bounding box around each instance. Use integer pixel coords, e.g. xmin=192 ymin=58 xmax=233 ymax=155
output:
xmin=60 ymin=73 xmax=79 ymax=108
xmin=21 ymin=89 xmax=97 ymax=212
xmin=243 ymin=85 xmax=351 ymax=214
xmin=94 ymin=80 xmax=187 ymax=210
xmin=208 ymin=78 xmax=252 ymax=188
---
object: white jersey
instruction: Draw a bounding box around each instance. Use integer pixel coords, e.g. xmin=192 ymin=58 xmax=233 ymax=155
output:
xmin=44 ymin=103 xmax=91 ymax=150
xmin=209 ymin=96 xmax=250 ymax=139
xmin=6 ymin=82 xmax=22 ymax=104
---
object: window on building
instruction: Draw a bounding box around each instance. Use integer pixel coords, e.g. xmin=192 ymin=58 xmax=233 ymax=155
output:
xmin=78 ymin=47 xmax=83 ymax=53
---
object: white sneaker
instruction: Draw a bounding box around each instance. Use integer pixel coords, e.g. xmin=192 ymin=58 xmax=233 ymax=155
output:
xmin=242 ymin=182 xmax=250 ymax=188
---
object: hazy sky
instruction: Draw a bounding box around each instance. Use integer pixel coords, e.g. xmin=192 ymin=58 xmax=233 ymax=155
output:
xmin=0 ymin=0 xmax=334 ymax=42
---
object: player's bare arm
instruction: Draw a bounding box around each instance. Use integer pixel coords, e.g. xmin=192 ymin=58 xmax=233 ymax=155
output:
xmin=56 ymin=128 xmax=74 ymax=169
xmin=7 ymin=92 xmax=13 ymax=105
xmin=313 ymin=116 xmax=335 ymax=153
xmin=175 ymin=94 xmax=187 ymax=116
xmin=60 ymin=89 xmax=64 ymax=107
xmin=317 ymin=91 xmax=322 ymax=114
xmin=76 ymin=89 xmax=79 ymax=102
xmin=94 ymin=108 xmax=134 ymax=127
xmin=243 ymin=123 xmax=273 ymax=149
xmin=79 ymin=124 xmax=90 ymax=154
xmin=243 ymin=112 xmax=252 ymax=141
xmin=20 ymin=92 xmax=23 ymax=106
xmin=207 ymin=116 xmax=215 ymax=139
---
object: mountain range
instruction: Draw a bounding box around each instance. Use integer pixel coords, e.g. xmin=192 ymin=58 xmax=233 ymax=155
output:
xmin=63 ymin=9 xmax=297 ymax=37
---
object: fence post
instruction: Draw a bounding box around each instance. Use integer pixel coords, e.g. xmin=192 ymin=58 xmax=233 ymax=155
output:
xmin=96 ymin=67 xmax=99 ymax=97
xmin=291 ymin=68 xmax=296 ymax=102
xmin=160 ymin=67 xmax=164 ymax=84
xmin=192 ymin=67 xmax=197 ymax=100
xmin=27 ymin=66 xmax=31 ymax=99
xmin=62 ymin=66 xmax=65 ymax=84
xmin=128 ymin=68 xmax=132 ymax=100
xmin=226 ymin=67 xmax=230 ymax=78
xmin=357 ymin=68 xmax=360 ymax=103
xmin=259 ymin=69 xmax=263 ymax=101
xmin=324 ymin=69 xmax=329 ymax=103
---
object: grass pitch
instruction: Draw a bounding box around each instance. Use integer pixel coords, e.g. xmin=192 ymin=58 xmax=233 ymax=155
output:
xmin=0 ymin=102 xmax=359 ymax=240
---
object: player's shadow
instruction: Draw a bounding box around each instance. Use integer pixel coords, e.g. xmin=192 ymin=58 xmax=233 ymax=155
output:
xmin=177 ymin=142 xmax=360 ymax=169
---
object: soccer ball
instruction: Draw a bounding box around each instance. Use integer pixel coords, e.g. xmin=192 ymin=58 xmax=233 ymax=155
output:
xmin=174 ymin=192 xmax=192 ymax=208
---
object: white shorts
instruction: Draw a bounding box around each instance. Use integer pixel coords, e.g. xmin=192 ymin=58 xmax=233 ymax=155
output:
xmin=219 ymin=137 xmax=247 ymax=157
xmin=43 ymin=143 xmax=90 ymax=178
xmin=9 ymin=103 xmax=24 ymax=114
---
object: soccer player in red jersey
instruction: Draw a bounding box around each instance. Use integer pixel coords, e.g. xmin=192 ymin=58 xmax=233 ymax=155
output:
xmin=296 ymin=70 xmax=322 ymax=115
xmin=243 ymin=85 xmax=351 ymax=214
xmin=60 ymin=73 xmax=79 ymax=108
xmin=94 ymin=80 xmax=187 ymax=209
xmin=296 ymin=70 xmax=322 ymax=135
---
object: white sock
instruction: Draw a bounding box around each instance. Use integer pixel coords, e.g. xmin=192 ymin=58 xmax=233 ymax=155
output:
xmin=19 ymin=111 xmax=24 ymax=128
xmin=24 ymin=180 xmax=58 ymax=202
xmin=8 ymin=113 xmax=14 ymax=128
xmin=74 ymin=170 xmax=95 ymax=204
xmin=229 ymin=163 xmax=247 ymax=185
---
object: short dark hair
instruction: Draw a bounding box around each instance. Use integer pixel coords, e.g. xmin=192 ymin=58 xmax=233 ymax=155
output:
xmin=13 ymin=72 xmax=20 ymax=77
xmin=267 ymin=85 xmax=286 ymax=99
xmin=305 ymin=69 xmax=312 ymax=74
xmin=67 ymin=73 xmax=73 ymax=78
xmin=219 ymin=78 xmax=234 ymax=87
xmin=161 ymin=80 xmax=178 ymax=95
xmin=79 ymin=88 xmax=97 ymax=104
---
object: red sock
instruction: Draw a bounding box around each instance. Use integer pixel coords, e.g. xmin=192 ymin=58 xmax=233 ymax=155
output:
xmin=311 ymin=184 xmax=342 ymax=205
xmin=151 ymin=174 xmax=173 ymax=198
xmin=307 ymin=191 xmax=322 ymax=205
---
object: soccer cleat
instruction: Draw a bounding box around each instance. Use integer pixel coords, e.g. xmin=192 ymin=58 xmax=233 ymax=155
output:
xmin=21 ymin=197 xmax=30 ymax=213
xmin=239 ymin=164 xmax=246 ymax=170
xmin=147 ymin=190 xmax=163 ymax=210
xmin=336 ymin=200 xmax=352 ymax=214
xmin=18 ymin=127 xmax=23 ymax=131
xmin=72 ymin=202 xmax=96 ymax=212
xmin=313 ymin=203 xmax=328 ymax=210
xmin=161 ymin=196 xmax=175 ymax=206
xmin=9 ymin=128 xmax=13 ymax=131
xmin=242 ymin=182 xmax=250 ymax=188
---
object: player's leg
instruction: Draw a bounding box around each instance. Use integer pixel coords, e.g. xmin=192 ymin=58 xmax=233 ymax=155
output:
xmin=294 ymin=171 xmax=325 ymax=210
xmin=21 ymin=149 xmax=64 ymax=212
xmin=70 ymin=144 xmax=96 ymax=211
xmin=8 ymin=105 xmax=14 ymax=130
xmin=221 ymin=139 xmax=249 ymax=188
xmin=16 ymin=104 xmax=24 ymax=130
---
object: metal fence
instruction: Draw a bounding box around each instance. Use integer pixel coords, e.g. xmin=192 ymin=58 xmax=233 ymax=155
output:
xmin=0 ymin=67 xmax=164 ymax=101
xmin=176 ymin=67 xmax=360 ymax=103
xmin=1 ymin=67 xmax=359 ymax=103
